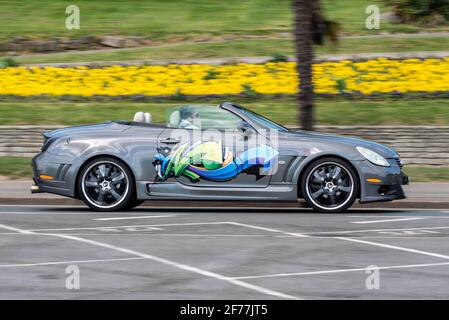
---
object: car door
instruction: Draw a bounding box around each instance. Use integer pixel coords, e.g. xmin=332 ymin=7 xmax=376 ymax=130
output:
xmin=154 ymin=106 xmax=278 ymax=188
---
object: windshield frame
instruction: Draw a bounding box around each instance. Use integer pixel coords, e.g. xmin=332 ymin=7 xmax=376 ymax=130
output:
xmin=220 ymin=103 xmax=289 ymax=132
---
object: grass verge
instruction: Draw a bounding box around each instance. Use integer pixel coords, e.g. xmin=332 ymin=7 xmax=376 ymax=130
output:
xmin=0 ymin=157 xmax=32 ymax=179
xmin=0 ymin=98 xmax=448 ymax=126
xmin=0 ymin=0 xmax=445 ymax=41
xmin=403 ymin=166 xmax=449 ymax=183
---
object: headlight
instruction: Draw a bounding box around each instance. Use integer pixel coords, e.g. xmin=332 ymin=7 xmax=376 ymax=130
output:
xmin=356 ymin=146 xmax=390 ymax=167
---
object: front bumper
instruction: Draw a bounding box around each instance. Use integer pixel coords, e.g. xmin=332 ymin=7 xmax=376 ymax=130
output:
xmin=355 ymin=159 xmax=409 ymax=204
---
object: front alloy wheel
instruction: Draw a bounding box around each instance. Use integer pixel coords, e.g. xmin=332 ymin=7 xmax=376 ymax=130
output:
xmin=301 ymin=157 xmax=359 ymax=213
xmin=79 ymin=157 xmax=135 ymax=211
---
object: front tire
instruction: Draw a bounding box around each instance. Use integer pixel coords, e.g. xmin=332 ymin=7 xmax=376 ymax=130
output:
xmin=301 ymin=157 xmax=359 ymax=213
xmin=78 ymin=157 xmax=135 ymax=211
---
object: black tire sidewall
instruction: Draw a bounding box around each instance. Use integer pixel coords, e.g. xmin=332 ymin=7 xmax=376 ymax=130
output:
xmin=301 ymin=157 xmax=359 ymax=213
xmin=78 ymin=157 xmax=135 ymax=212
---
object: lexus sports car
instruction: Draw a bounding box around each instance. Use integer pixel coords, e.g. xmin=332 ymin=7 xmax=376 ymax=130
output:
xmin=31 ymin=102 xmax=408 ymax=213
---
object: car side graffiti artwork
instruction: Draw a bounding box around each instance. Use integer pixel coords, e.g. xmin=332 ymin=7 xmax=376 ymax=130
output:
xmin=153 ymin=141 xmax=279 ymax=182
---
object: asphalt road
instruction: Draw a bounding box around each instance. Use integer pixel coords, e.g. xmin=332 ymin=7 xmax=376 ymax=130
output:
xmin=1 ymin=205 xmax=449 ymax=299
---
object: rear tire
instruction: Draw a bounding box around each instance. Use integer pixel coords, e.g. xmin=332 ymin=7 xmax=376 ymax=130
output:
xmin=301 ymin=157 xmax=359 ymax=213
xmin=78 ymin=157 xmax=135 ymax=212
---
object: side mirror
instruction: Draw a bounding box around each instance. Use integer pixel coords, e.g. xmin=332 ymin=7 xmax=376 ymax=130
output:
xmin=237 ymin=121 xmax=254 ymax=136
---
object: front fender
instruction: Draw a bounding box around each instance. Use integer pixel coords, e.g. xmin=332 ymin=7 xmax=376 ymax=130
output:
xmin=288 ymin=152 xmax=363 ymax=198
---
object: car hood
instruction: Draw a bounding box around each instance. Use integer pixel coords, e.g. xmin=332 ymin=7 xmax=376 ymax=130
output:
xmin=43 ymin=122 xmax=124 ymax=139
xmin=296 ymin=131 xmax=399 ymax=159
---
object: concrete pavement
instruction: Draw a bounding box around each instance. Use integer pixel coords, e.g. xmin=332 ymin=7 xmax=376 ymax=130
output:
xmin=1 ymin=205 xmax=449 ymax=299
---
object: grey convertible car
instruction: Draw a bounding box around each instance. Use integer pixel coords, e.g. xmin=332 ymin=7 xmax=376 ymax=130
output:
xmin=31 ymin=102 xmax=408 ymax=213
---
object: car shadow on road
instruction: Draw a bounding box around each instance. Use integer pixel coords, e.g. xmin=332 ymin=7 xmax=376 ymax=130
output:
xmin=43 ymin=206 xmax=407 ymax=215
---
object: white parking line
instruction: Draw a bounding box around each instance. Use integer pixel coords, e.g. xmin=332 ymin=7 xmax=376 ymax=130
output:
xmin=226 ymin=221 xmax=310 ymax=238
xmin=231 ymin=261 xmax=449 ymax=280
xmin=347 ymin=215 xmax=449 ymax=218
xmin=0 ymin=257 xmax=145 ymax=268
xmin=336 ymin=236 xmax=449 ymax=260
xmin=0 ymin=223 xmax=299 ymax=300
xmin=308 ymin=225 xmax=449 ymax=235
xmin=0 ymin=232 xmax=279 ymax=237
xmin=224 ymin=222 xmax=449 ymax=262
xmin=351 ymin=217 xmax=424 ymax=224
xmin=93 ymin=214 xmax=186 ymax=221
xmin=27 ymin=222 xmax=228 ymax=232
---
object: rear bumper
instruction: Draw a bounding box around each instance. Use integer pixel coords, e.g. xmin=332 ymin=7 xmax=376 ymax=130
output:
xmin=31 ymin=152 xmax=75 ymax=197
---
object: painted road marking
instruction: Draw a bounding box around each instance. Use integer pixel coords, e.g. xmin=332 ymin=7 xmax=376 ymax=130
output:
xmin=27 ymin=222 xmax=227 ymax=232
xmin=346 ymin=213 xmax=449 ymax=218
xmin=0 ymin=223 xmax=299 ymax=300
xmin=0 ymin=232 xmax=280 ymax=237
xmin=226 ymin=221 xmax=310 ymax=238
xmin=336 ymin=236 xmax=449 ymax=260
xmin=0 ymin=257 xmax=145 ymax=268
xmin=93 ymin=214 xmax=187 ymax=221
xmin=231 ymin=261 xmax=449 ymax=280
xmin=223 ymin=222 xmax=449 ymax=262
xmin=351 ymin=217 xmax=424 ymax=224
xmin=307 ymin=225 xmax=449 ymax=235
xmin=377 ymin=230 xmax=439 ymax=236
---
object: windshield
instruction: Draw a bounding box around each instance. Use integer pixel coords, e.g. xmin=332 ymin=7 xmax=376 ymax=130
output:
xmin=237 ymin=107 xmax=289 ymax=132
xmin=166 ymin=105 xmax=242 ymax=130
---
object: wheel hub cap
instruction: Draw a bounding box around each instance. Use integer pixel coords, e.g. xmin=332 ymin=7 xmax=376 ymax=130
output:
xmin=100 ymin=180 xmax=111 ymax=191
xmin=325 ymin=181 xmax=336 ymax=192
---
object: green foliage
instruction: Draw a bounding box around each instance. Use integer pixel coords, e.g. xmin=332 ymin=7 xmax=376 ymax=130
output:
xmin=0 ymin=58 xmax=19 ymax=68
xmin=173 ymin=88 xmax=186 ymax=100
xmin=385 ymin=0 xmax=449 ymax=23
xmin=242 ymin=83 xmax=258 ymax=97
xmin=269 ymin=53 xmax=289 ymax=62
xmin=203 ymin=69 xmax=220 ymax=80
xmin=336 ymin=79 xmax=347 ymax=93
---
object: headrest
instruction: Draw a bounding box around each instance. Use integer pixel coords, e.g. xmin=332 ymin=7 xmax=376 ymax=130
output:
xmin=133 ymin=111 xmax=145 ymax=122
xmin=169 ymin=110 xmax=181 ymax=127
xmin=144 ymin=112 xmax=152 ymax=123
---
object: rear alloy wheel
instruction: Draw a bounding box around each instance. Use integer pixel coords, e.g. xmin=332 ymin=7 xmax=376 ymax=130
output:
xmin=78 ymin=157 xmax=135 ymax=211
xmin=301 ymin=157 xmax=359 ymax=213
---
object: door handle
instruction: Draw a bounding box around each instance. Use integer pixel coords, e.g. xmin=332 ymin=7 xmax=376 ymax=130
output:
xmin=161 ymin=138 xmax=180 ymax=144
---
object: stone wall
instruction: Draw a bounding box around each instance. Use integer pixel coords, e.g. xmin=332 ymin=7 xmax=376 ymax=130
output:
xmin=1 ymin=125 xmax=448 ymax=165
xmin=0 ymin=36 xmax=150 ymax=54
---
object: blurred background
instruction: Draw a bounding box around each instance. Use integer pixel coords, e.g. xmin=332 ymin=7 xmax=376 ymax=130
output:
xmin=0 ymin=0 xmax=448 ymax=182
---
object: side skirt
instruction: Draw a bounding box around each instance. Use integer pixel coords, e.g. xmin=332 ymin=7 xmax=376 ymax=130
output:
xmin=136 ymin=182 xmax=297 ymax=201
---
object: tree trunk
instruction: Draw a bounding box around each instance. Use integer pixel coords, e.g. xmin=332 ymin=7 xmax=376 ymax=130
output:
xmin=293 ymin=0 xmax=315 ymax=131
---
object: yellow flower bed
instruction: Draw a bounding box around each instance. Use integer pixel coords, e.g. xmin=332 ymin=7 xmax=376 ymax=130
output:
xmin=0 ymin=58 xmax=448 ymax=96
